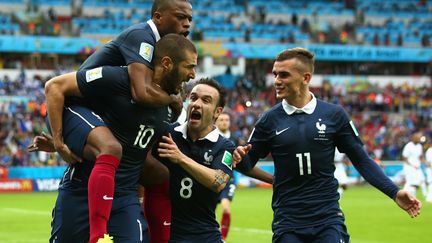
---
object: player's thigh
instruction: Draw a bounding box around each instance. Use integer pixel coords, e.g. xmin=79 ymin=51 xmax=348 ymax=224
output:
xmin=313 ymin=223 xmax=350 ymax=243
xmin=51 ymin=105 xmax=107 ymax=159
xmin=86 ymin=125 xmax=122 ymax=159
xmin=272 ymin=232 xmax=303 ymax=243
xmin=108 ymin=198 xmax=150 ymax=243
xmin=50 ymin=189 xmax=89 ymax=243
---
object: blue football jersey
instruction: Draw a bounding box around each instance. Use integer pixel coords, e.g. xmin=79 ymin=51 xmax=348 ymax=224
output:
xmin=246 ymin=97 xmax=399 ymax=234
xmin=79 ymin=20 xmax=160 ymax=71
xmin=75 ymin=66 xmax=170 ymax=194
xmin=155 ymin=123 xmax=234 ymax=242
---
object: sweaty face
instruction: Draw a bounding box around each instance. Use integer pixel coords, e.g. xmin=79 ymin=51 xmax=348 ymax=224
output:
xmin=161 ymin=51 xmax=197 ymax=95
xmin=157 ymin=1 xmax=192 ymax=37
xmin=216 ymin=113 xmax=230 ymax=133
xmin=272 ymin=59 xmax=308 ymax=101
xmin=187 ymin=84 xmax=221 ymax=134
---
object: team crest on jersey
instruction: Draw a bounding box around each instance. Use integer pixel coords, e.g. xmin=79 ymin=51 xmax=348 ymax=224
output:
xmin=139 ymin=42 xmax=154 ymax=62
xmin=314 ymin=118 xmax=329 ymax=141
xmin=316 ymin=118 xmax=326 ymax=134
xmin=203 ymin=150 xmax=213 ymax=165
xmin=85 ymin=67 xmax=103 ymax=82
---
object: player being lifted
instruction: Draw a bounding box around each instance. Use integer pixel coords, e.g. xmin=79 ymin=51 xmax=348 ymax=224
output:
xmin=31 ymin=34 xmax=197 ymax=243
xmin=47 ymin=1 xmax=193 ymax=242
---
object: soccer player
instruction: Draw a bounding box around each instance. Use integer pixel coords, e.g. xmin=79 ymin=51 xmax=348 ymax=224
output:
xmin=43 ymin=34 xmax=197 ymax=243
xmin=215 ymin=112 xmax=273 ymax=241
xmin=233 ymin=47 xmax=422 ymax=243
xmin=215 ymin=112 xmax=236 ymax=241
xmin=49 ymin=1 xmax=193 ymax=241
xmin=152 ymin=78 xmax=235 ymax=242
xmin=402 ymin=132 xmax=427 ymax=197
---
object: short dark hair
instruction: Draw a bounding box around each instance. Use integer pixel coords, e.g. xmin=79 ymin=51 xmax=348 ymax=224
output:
xmin=151 ymin=0 xmax=190 ymax=17
xmin=153 ymin=33 xmax=197 ymax=65
xmin=194 ymin=78 xmax=226 ymax=108
xmin=275 ymin=47 xmax=315 ymax=74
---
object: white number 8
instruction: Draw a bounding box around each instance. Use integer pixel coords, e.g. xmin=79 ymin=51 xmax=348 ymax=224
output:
xmin=180 ymin=177 xmax=193 ymax=199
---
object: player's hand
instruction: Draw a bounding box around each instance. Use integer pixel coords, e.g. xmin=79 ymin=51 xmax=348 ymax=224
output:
xmin=394 ymin=190 xmax=422 ymax=218
xmin=169 ymin=94 xmax=183 ymax=122
xmin=27 ymin=132 xmax=56 ymax=153
xmin=53 ymin=138 xmax=82 ymax=164
xmin=158 ymin=133 xmax=185 ymax=164
xmin=233 ymin=144 xmax=252 ymax=167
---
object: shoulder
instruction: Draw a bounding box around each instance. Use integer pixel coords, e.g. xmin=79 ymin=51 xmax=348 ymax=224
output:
xmin=116 ymin=22 xmax=155 ymax=42
xmin=217 ymin=136 xmax=236 ymax=150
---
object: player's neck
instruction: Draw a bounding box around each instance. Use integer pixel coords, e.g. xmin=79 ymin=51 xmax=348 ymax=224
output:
xmin=285 ymin=89 xmax=312 ymax=108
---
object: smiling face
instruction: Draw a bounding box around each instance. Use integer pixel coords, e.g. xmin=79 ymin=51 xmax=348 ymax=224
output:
xmin=160 ymin=50 xmax=197 ymax=95
xmin=153 ymin=0 xmax=193 ymax=37
xmin=187 ymin=83 xmax=223 ymax=136
xmin=272 ymin=58 xmax=311 ymax=101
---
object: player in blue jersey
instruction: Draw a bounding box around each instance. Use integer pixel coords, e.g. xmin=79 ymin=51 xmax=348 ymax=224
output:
xmin=39 ymin=34 xmax=197 ymax=243
xmin=215 ymin=113 xmax=236 ymax=241
xmin=233 ymin=47 xmax=422 ymax=243
xmin=47 ymin=1 xmax=193 ymax=242
xmin=152 ymin=78 xmax=235 ymax=243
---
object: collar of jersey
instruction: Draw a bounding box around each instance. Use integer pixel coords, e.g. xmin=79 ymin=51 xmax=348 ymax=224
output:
xmin=217 ymin=128 xmax=231 ymax=139
xmin=147 ymin=19 xmax=161 ymax=41
xmin=282 ymin=92 xmax=317 ymax=115
xmin=174 ymin=122 xmax=219 ymax=142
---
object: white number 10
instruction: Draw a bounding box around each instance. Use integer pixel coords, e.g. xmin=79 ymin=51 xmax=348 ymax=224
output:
xmin=133 ymin=125 xmax=154 ymax=149
xmin=296 ymin=152 xmax=311 ymax=175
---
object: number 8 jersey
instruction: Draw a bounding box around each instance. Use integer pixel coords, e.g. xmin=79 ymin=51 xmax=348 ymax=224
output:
xmin=154 ymin=122 xmax=234 ymax=242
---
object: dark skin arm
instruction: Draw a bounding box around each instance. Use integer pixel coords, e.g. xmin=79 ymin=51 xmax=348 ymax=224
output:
xmin=128 ymin=63 xmax=182 ymax=119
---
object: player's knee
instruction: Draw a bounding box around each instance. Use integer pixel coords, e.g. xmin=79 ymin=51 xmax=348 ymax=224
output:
xmin=102 ymin=139 xmax=122 ymax=159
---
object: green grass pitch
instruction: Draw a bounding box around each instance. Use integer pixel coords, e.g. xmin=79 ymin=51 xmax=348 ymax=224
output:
xmin=0 ymin=186 xmax=430 ymax=243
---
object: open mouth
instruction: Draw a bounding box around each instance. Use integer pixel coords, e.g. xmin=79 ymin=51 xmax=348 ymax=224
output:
xmin=189 ymin=110 xmax=201 ymax=121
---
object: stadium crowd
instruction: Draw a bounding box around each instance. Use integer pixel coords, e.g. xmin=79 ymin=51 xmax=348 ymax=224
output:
xmin=1 ymin=0 xmax=430 ymax=47
xmin=0 ymin=68 xmax=430 ymax=168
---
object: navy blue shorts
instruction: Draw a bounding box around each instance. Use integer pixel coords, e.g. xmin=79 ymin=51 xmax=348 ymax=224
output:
xmin=50 ymin=188 xmax=150 ymax=243
xmin=218 ymin=181 xmax=236 ymax=202
xmin=272 ymin=223 xmax=350 ymax=243
xmin=47 ymin=105 xmax=106 ymax=159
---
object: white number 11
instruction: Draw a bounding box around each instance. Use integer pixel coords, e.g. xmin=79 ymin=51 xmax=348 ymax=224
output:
xmin=296 ymin=152 xmax=311 ymax=175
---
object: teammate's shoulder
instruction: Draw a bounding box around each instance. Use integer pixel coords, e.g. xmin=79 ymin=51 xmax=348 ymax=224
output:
xmin=316 ymin=99 xmax=345 ymax=113
xmin=117 ymin=22 xmax=155 ymax=40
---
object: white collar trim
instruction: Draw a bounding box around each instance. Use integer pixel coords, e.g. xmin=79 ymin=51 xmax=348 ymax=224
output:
xmin=147 ymin=19 xmax=161 ymax=41
xmin=174 ymin=122 xmax=220 ymax=142
xmin=282 ymin=92 xmax=317 ymax=115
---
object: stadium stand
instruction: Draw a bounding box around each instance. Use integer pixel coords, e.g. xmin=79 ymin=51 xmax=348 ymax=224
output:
xmin=0 ymin=0 xmax=430 ymax=171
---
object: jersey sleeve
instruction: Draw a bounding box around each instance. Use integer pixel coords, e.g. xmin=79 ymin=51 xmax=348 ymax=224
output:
xmin=76 ymin=66 xmax=130 ymax=99
xmin=211 ymin=140 xmax=235 ymax=179
xmin=334 ymin=107 xmax=399 ymax=199
xmin=118 ymin=29 xmax=155 ymax=68
xmin=246 ymin=114 xmax=272 ymax=167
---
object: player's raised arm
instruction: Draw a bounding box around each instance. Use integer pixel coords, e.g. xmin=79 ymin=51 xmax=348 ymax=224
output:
xmin=44 ymin=72 xmax=83 ymax=163
xmin=128 ymin=62 xmax=176 ymax=106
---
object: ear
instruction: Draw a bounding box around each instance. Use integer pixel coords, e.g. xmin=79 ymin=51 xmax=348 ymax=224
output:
xmin=161 ymin=56 xmax=173 ymax=71
xmin=152 ymin=11 xmax=162 ymax=24
xmin=213 ymin=107 xmax=223 ymax=120
xmin=303 ymin=72 xmax=312 ymax=85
